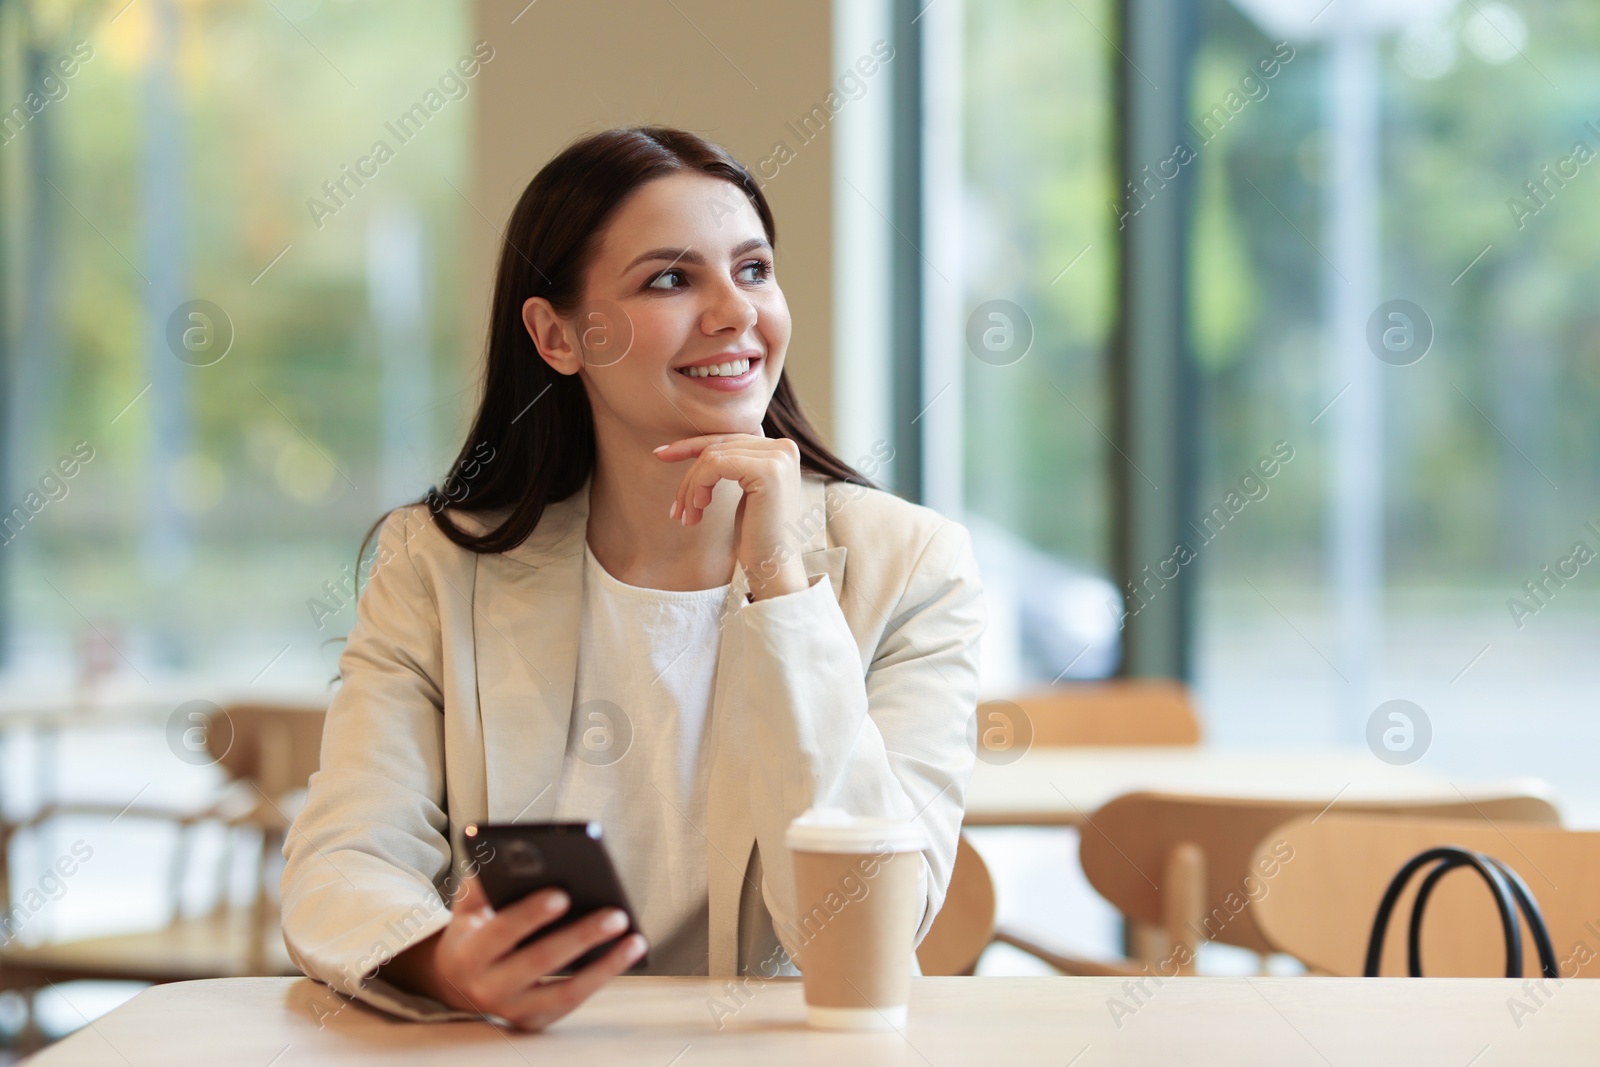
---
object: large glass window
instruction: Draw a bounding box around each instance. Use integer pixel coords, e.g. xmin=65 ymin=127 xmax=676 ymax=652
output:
xmin=1190 ymin=0 xmax=1600 ymax=822
xmin=961 ymin=0 xmax=1120 ymax=693
xmin=2 ymin=0 xmax=473 ymax=697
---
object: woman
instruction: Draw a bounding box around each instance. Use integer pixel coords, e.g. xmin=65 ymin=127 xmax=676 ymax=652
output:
xmin=280 ymin=125 xmax=986 ymax=1030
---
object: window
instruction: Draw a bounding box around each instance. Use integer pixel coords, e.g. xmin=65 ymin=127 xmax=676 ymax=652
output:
xmin=2 ymin=0 xmax=474 ymax=696
xmin=1190 ymin=0 xmax=1600 ymax=821
xmin=959 ymin=0 xmax=1121 ymax=693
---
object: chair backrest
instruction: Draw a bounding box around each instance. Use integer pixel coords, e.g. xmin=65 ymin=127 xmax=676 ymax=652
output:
xmin=982 ymin=679 xmax=1201 ymax=748
xmin=1078 ymin=789 xmax=1562 ymax=957
xmin=207 ymin=703 xmax=326 ymax=798
xmin=1252 ymin=813 xmax=1600 ymax=977
xmin=917 ymin=835 xmax=996 ymax=976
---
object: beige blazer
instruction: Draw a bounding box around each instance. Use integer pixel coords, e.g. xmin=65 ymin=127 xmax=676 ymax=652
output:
xmin=280 ymin=473 xmax=986 ymax=1021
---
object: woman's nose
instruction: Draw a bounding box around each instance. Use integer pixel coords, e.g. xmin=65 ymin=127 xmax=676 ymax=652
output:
xmin=701 ymin=277 xmax=758 ymax=335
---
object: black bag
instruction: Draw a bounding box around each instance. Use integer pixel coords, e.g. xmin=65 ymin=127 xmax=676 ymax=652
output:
xmin=1363 ymin=845 xmax=1558 ymax=978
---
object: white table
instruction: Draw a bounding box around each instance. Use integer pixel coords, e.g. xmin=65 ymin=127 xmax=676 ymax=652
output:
xmin=25 ymin=975 xmax=1600 ymax=1065
xmin=0 ymin=697 xmax=212 ymax=821
xmin=961 ymin=746 xmax=1552 ymax=826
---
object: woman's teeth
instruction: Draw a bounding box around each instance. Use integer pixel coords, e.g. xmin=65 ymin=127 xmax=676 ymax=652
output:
xmin=679 ymin=358 xmax=751 ymax=378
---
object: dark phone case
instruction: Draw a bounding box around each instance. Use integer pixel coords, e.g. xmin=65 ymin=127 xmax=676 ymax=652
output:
xmin=462 ymin=821 xmax=648 ymax=975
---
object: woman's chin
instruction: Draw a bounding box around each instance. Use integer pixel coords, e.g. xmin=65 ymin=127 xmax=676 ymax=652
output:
xmin=680 ymin=400 xmax=769 ymax=436
xmin=694 ymin=417 xmax=766 ymax=437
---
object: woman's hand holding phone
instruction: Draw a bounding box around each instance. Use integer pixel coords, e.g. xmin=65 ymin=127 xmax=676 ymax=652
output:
xmin=386 ymin=874 xmax=647 ymax=1031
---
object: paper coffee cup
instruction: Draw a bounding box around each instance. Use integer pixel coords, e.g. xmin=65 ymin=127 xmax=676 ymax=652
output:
xmin=785 ymin=807 xmax=928 ymax=1031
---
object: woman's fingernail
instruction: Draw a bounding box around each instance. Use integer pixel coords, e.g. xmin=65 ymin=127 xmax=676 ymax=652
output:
xmin=668 ymin=500 xmax=679 ymax=519
xmin=652 ymin=444 xmax=669 ymax=454
xmin=546 ymin=891 xmax=569 ymax=912
xmin=627 ymin=934 xmax=647 ymax=958
xmin=600 ymin=910 xmax=628 ymax=934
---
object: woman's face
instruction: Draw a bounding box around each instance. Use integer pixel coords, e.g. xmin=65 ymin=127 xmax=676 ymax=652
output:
xmin=532 ymin=171 xmax=790 ymax=445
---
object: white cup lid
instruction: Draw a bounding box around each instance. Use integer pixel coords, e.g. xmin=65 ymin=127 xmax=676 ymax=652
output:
xmin=784 ymin=807 xmax=928 ymax=854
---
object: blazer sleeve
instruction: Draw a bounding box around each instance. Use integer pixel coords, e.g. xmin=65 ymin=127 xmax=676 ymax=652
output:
xmin=279 ymin=507 xmax=481 ymax=1022
xmin=721 ymin=515 xmax=986 ymax=961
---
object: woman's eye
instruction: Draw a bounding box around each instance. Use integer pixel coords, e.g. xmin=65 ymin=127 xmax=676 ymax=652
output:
xmin=646 ymin=260 xmax=770 ymax=291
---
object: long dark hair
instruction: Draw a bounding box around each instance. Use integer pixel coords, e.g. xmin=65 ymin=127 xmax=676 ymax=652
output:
xmin=358 ymin=125 xmax=874 ymax=572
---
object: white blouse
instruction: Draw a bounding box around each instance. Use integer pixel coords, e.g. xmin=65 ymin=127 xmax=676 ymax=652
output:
xmin=550 ymin=540 xmax=730 ymax=975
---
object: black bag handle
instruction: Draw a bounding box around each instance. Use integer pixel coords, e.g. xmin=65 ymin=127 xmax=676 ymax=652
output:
xmin=1408 ymin=853 xmax=1558 ymax=979
xmin=1364 ymin=845 xmax=1558 ymax=979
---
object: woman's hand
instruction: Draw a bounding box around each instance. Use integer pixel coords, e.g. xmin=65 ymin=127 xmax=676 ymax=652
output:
xmin=381 ymin=876 xmax=647 ymax=1031
xmin=653 ymin=431 xmax=811 ymax=600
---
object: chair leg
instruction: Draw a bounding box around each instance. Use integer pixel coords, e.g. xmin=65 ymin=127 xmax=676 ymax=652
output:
xmin=15 ymin=989 xmax=46 ymax=1054
xmin=1125 ymin=920 xmax=1166 ymax=967
xmin=1163 ymin=843 xmax=1205 ymax=977
xmin=992 ymin=928 xmax=1145 ymax=978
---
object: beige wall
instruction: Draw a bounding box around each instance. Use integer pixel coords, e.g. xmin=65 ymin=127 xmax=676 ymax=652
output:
xmin=469 ymin=0 xmax=838 ymax=441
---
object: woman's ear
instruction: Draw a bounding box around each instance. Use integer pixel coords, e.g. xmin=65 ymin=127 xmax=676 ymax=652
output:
xmin=522 ymin=296 xmax=582 ymax=376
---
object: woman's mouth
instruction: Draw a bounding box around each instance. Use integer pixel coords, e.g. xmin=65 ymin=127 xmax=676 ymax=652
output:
xmin=675 ymin=356 xmax=760 ymax=391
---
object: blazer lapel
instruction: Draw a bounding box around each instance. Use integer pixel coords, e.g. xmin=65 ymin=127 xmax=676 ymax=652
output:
xmin=473 ymin=485 xmax=590 ymax=824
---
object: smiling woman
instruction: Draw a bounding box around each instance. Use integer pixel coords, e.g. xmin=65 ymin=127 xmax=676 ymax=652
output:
xmin=280 ymin=125 xmax=986 ymax=1033
xmin=414 ymin=127 xmax=870 ymax=563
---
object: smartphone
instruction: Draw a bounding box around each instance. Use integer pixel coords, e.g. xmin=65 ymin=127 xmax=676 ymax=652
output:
xmin=462 ymin=821 xmax=648 ymax=974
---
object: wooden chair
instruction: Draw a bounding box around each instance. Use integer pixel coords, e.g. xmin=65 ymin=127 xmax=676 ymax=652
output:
xmin=1252 ymin=813 xmax=1600 ymax=978
xmin=0 ymin=703 xmax=324 ymax=1046
xmin=994 ymin=787 xmax=1561 ymax=977
xmin=976 ymin=679 xmax=1198 ymax=970
xmin=917 ymin=835 xmax=996 ymax=976
xmin=979 ymin=678 xmax=1201 ymax=749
